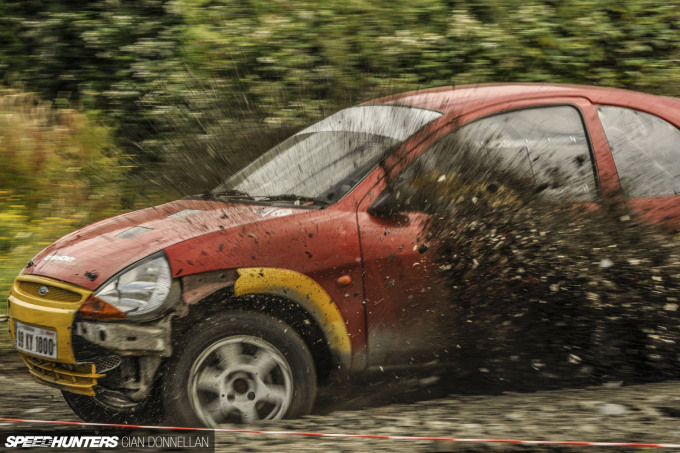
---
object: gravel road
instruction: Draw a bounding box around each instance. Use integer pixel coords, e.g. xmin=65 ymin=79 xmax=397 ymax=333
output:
xmin=2 ymin=327 xmax=680 ymax=452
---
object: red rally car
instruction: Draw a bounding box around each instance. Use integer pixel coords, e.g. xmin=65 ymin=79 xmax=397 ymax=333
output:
xmin=8 ymin=83 xmax=680 ymax=427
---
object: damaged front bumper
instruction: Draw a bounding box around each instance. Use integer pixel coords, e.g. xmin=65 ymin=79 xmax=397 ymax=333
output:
xmin=8 ymin=275 xmax=172 ymax=398
xmin=75 ymin=318 xmax=172 ymax=356
xmin=9 ymin=275 xmax=98 ymax=395
xmin=22 ymin=356 xmax=105 ymax=395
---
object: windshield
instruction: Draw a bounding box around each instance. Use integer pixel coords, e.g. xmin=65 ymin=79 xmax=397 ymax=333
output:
xmin=213 ymin=105 xmax=442 ymax=204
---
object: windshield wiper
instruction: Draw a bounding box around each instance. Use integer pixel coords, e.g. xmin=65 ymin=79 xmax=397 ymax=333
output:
xmin=185 ymin=189 xmax=253 ymax=201
xmin=185 ymin=190 xmax=327 ymax=206
xmin=255 ymin=194 xmax=329 ymax=206
xmin=212 ymin=189 xmax=252 ymax=199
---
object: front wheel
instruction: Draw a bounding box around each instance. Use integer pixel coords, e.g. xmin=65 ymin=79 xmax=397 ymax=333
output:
xmin=163 ymin=311 xmax=317 ymax=427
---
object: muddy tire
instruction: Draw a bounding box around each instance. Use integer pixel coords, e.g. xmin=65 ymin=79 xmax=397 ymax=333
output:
xmin=163 ymin=311 xmax=317 ymax=427
xmin=62 ymin=390 xmax=163 ymax=425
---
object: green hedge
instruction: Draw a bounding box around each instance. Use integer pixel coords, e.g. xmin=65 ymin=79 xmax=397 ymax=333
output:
xmin=4 ymin=2 xmax=680 ymax=147
xmin=2 ymin=1 xmax=680 ymax=197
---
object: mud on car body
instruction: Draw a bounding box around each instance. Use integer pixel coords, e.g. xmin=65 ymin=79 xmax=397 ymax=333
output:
xmin=9 ymin=83 xmax=680 ymax=427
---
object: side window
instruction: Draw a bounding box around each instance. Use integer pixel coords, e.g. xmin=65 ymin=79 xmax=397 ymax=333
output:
xmin=403 ymin=105 xmax=597 ymax=203
xmin=598 ymin=106 xmax=680 ymax=198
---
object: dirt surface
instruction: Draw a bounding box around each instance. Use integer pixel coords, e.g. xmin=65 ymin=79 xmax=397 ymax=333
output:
xmin=2 ymin=327 xmax=680 ymax=452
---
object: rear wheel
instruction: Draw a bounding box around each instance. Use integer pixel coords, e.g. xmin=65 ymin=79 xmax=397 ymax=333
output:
xmin=163 ymin=311 xmax=317 ymax=427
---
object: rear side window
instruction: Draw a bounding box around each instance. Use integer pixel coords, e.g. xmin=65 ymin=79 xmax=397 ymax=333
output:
xmin=405 ymin=105 xmax=597 ymax=202
xmin=598 ymin=106 xmax=680 ymax=198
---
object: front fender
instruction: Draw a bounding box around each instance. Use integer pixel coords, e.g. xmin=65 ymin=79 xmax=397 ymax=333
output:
xmin=233 ymin=267 xmax=352 ymax=371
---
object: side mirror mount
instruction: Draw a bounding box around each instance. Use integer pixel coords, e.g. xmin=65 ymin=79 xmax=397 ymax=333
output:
xmin=367 ymin=190 xmax=410 ymax=223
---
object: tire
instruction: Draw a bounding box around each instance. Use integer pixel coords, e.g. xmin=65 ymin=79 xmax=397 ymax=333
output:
xmin=62 ymin=389 xmax=163 ymax=425
xmin=163 ymin=311 xmax=317 ymax=427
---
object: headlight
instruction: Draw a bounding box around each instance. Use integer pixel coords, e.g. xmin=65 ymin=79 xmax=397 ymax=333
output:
xmin=83 ymin=254 xmax=172 ymax=319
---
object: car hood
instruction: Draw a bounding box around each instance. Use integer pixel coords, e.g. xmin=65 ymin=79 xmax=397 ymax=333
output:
xmin=23 ymin=199 xmax=304 ymax=291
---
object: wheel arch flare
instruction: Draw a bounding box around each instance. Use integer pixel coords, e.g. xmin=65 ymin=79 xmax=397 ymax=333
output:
xmin=231 ymin=267 xmax=352 ymax=372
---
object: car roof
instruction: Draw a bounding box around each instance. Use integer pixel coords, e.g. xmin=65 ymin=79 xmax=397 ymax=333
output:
xmin=368 ymin=83 xmax=680 ymax=115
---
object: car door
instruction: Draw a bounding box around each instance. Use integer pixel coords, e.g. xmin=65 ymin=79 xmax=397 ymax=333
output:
xmin=357 ymin=183 xmax=450 ymax=367
xmin=357 ymin=102 xmax=602 ymax=369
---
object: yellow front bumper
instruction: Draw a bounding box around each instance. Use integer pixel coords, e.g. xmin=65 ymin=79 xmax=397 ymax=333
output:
xmin=22 ymin=355 xmax=104 ymax=395
xmin=8 ymin=275 xmax=103 ymax=395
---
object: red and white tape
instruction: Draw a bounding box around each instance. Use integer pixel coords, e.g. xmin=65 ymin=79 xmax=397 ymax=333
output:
xmin=0 ymin=417 xmax=678 ymax=448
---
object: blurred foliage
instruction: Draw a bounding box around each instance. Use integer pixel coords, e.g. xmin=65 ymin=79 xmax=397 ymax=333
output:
xmin=2 ymin=0 xmax=680 ymax=197
xmin=0 ymin=88 xmax=122 ymax=307
xmin=1 ymin=0 xmax=680 ymax=303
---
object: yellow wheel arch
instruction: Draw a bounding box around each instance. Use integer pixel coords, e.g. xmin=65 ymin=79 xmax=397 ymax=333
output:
xmin=233 ymin=268 xmax=352 ymax=370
